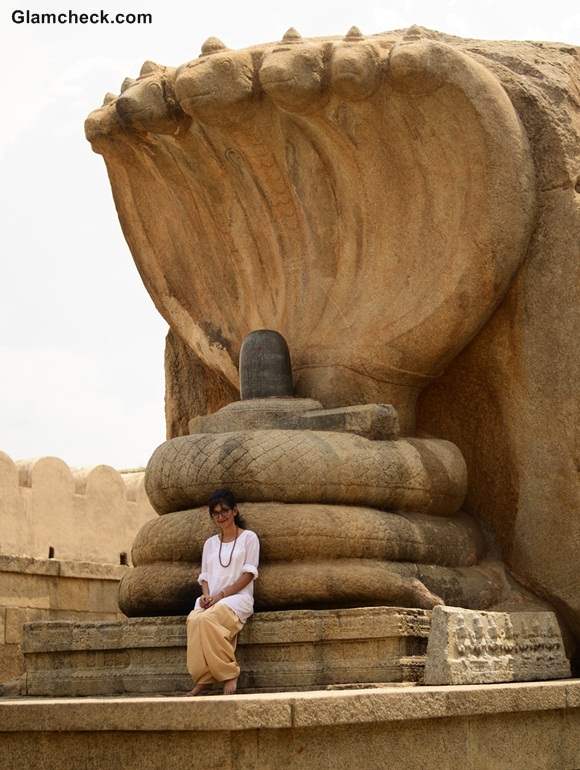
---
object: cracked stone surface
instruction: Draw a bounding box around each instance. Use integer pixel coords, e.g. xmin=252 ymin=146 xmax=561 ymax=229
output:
xmin=130 ymin=505 xmax=484 ymax=567
xmin=144 ymin=431 xmax=466 ymax=515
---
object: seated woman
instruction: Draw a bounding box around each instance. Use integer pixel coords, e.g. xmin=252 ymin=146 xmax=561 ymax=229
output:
xmin=186 ymin=489 xmax=260 ymax=695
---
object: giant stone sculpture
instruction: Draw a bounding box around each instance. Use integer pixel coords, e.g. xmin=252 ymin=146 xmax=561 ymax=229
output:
xmin=86 ymin=27 xmax=580 ymax=659
xmin=125 ymin=328 xmax=509 ymax=616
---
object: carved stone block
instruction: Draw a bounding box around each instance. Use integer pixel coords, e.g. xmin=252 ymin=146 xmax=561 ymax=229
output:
xmin=424 ymin=606 xmax=571 ymax=685
xmin=22 ymin=607 xmax=431 ymax=696
xmin=189 ymin=400 xmax=400 ymax=440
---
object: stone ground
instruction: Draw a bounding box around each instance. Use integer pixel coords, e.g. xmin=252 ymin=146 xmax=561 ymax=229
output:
xmin=0 ymin=680 xmax=579 ymax=769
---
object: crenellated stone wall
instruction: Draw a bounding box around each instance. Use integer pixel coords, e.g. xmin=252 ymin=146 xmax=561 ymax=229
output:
xmin=0 ymin=450 xmax=157 ymax=684
xmin=0 ymin=556 xmax=126 ymax=684
xmin=0 ymin=450 xmax=155 ymax=564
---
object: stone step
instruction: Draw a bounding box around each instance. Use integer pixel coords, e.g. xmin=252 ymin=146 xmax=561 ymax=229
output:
xmin=21 ymin=606 xmax=431 ymax=697
xmin=1 ymin=681 xmax=579 ymax=770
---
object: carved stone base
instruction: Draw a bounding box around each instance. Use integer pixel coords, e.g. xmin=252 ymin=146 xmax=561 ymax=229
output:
xmin=22 ymin=607 xmax=431 ymax=697
xmin=424 ymin=606 xmax=571 ymax=685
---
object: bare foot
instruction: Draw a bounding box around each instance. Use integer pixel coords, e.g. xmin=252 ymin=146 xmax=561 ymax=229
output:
xmin=223 ymin=677 xmax=238 ymax=695
xmin=180 ymin=683 xmax=207 ymax=697
xmin=410 ymin=578 xmax=445 ymax=609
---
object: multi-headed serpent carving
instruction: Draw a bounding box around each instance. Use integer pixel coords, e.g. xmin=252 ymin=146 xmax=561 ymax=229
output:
xmin=86 ymin=26 xmax=534 ymax=432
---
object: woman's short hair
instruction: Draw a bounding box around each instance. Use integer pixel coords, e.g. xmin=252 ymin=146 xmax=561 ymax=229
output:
xmin=208 ymin=488 xmax=246 ymax=528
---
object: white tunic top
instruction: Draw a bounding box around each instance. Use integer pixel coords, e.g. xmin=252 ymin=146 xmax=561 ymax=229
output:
xmin=195 ymin=529 xmax=260 ymax=623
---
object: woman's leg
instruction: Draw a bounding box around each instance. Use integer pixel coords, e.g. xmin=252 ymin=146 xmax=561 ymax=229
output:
xmin=186 ymin=608 xmax=213 ymax=693
xmin=185 ymin=604 xmax=244 ymax=694
xmin=197 ymin=604 xmax=244 ymax=691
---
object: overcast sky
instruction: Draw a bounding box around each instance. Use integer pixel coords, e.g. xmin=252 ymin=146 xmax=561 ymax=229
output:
xmin=0 ymin=0 xmax=578 ymax=469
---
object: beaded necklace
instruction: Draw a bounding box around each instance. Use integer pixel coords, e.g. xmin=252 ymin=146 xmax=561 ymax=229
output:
xmin=218 ymin=527 xmax=239 ymax=568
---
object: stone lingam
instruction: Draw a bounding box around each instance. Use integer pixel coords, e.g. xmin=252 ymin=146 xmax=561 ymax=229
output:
xmin=19 ymin=25 xmax=579 ymax=698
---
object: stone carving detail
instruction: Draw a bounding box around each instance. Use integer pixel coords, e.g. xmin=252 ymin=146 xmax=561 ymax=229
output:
xmin=424 ymin=606 xmax=571 ymax=685
xmin=145 ymin=429 xmax=467 ymax=516
xmin=85 ymin=27 xmax=535 ymax=434
xmin=189 ymin=400 xmax=400 ymax=441
xmin=120 ymin=502 xmax=503 ymax=615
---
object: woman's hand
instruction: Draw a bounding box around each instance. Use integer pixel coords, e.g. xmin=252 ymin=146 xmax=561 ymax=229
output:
xmin=200 ymin=592 xmax=225 ymax=609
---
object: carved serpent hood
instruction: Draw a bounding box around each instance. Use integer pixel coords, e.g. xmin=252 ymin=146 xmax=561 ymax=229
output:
xmin=85 ymin=26 xmax=535 ymax=431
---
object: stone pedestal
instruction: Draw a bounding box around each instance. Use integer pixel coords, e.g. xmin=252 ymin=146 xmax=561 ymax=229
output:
xmin=21 ymin=607 xmax=431 ymax=697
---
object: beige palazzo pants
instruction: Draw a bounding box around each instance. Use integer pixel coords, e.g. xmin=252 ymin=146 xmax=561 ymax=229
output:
xmin=186 ymin=603 xmax=244 ymax=684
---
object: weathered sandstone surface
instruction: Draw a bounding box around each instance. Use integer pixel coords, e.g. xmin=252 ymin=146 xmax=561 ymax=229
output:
xmin=85 ymin=27 xmax=536 ymax=434
xmin=119 ymin=557 xmax=510 ymax=616
xmin=144 ymin=431 xmax=466 ymax=515
xmin=120 ymin=502 xmax=498 ymax=615
xmin=2 ymin=682 xmax=580 ymax=770
xmin=131 ymin=504 xmax=484 ymax=566
xmin=20 ymin=608 xmax=432 ymax=696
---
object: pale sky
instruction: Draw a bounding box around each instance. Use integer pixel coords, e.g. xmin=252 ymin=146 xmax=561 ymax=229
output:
xmin=0 ymin=0 xmax=578 ymax=469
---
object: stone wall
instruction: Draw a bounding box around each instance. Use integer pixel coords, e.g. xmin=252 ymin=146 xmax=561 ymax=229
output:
xmin=0 ymin=450 xmax=155 ymax=563
xmin=0 ymin=555 xmax=126 ymax=683
xmin=0 ymin=450 xmax=157 ymax=683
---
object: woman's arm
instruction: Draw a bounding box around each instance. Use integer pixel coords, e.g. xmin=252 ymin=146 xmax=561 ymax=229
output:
xmin=206 ymin=572 xmax=254 ymax=606
xmin=198 ymin=542 xmax=212 ymax=608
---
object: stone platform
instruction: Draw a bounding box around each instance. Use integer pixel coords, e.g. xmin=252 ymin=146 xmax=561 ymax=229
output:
xmin=21 ymin=606 xmax=431 ymax=696
xmin=1 ymin=680 xmax=579 ymax=769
